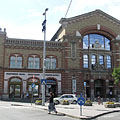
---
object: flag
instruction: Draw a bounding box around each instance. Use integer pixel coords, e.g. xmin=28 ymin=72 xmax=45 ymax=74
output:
xmin=42 ymin=19 xmax=46 ymax=32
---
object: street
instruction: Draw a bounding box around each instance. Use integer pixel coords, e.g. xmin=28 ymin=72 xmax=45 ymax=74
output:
xmin=93 ymin=112 xmax=120 ymax=120
xmin=0 ymin=101 xmax=77 ymax=120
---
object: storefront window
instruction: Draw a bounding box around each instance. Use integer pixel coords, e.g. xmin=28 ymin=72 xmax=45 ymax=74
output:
xmin=9 ymin=78 xmax=21 ymax=98
xmin=28 ymin=78 xmax=39 ymax=97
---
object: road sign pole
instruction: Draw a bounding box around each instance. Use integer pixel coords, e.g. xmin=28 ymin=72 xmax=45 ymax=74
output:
xmin=31 ymin=87 xmax=33 ymax=106
xmin=80 ymin=105 xmax=82 ymax=116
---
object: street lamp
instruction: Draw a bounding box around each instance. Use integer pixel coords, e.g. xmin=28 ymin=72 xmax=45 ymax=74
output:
xmin=42 ymin=8 xmax=48 ymax=106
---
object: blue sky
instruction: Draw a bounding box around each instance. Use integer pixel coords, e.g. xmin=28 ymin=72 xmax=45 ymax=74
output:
xmin=0 ymin=0 xmax=120 ymax=40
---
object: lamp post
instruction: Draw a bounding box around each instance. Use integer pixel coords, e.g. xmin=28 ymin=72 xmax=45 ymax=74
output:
xmin=42 ymin=8 xmax=48 ymax=106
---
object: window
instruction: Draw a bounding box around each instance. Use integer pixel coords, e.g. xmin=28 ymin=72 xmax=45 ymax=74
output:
xmin=83 ymin=34 xmax=110 ymax=50
xmin=91 ymin=55 xmax=96 ymax=69
xmin=10 ymin=54 xmax=22 ymax=68
xmin=83 ymin=35 xmax=89 ymax=49
xmin=9 ymin=78 xmax=21 ymax=98
xmin=99 ymin=55 xmax=104 ymax=65
xmin=45 ymin=56 xmax=56 ymax=69
xmin=91 ymin=55 xmax=96 ymax=65
xmin=106 ymin=55 xmax=111 ymax=68
xmin=83 ymin=55 xmax=88 ymax=68
xmin=28 ymin=55 xmax=40 ymax=69
xmin=71 ymin=42 xmax=76 ymax=58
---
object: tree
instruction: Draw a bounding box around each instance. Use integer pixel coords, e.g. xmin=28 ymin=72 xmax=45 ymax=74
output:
xmin=112 ymin=66 xmax=120 ymax=84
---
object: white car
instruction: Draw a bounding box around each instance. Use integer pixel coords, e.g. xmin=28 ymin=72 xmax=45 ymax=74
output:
xmin=54 ymin=94 xmax=77 ymax=104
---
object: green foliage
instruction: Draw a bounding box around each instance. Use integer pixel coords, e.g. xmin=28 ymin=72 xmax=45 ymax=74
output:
xmin=112 ymin=66 xmax=120 ymax=84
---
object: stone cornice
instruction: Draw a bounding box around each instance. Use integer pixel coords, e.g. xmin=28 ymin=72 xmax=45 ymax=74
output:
xmin=60 ymin=9 xmax=120 ymax=26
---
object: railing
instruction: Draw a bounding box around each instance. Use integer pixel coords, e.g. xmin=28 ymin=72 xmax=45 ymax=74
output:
xmin=5 ymin=38 xmax=63 ymax=48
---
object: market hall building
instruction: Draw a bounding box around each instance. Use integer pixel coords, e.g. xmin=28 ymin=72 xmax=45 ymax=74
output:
xmin=0 ymin=9 xmax=120 ymax=101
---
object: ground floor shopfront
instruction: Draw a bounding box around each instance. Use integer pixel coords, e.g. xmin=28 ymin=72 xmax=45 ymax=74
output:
xmin=3 ymin=72 xmax=61 ymax=99
xmin=85 ymin=79 xmax=120 ymax=101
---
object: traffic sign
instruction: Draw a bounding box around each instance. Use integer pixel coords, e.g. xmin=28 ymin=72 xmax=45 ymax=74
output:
xmin=31 ymin=83 xmax=35 ymax=88
xmin=41 ymin=79 xmax=47 ymax=85
xmin=77 ymin=97 xmax=85 ymax=106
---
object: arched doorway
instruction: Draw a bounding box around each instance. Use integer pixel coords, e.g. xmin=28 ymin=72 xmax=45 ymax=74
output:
xmin=46 ymin=78 xmax=57 ymax=96
xmin=9 ymin=77 xmax=22 ymax=98
xmin=94 ymin=79 xmax=105 ymax=98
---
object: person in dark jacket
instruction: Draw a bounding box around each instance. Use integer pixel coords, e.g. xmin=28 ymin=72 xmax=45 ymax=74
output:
xmin=48 ymin=92 xmax=57 ymax=114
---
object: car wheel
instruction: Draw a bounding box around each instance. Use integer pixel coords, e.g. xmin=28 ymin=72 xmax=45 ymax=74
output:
xmin=55 ymin=100 xmax=60 ymax=105
xmin=72 ymin=100 xmax=77 ymax=104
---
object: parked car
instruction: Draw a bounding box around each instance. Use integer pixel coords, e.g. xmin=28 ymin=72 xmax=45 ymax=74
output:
xmin=54 ymin=94 xmax=77 ymax=104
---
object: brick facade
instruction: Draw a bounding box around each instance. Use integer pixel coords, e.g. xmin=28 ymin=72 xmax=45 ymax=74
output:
xmin=0 ymin=9 xmax=120 ymax=101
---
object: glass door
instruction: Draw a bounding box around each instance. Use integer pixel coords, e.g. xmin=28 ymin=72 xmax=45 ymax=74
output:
xmin=9 ymin=84 xmax=21 ymax=98
xmin=15 ymin=85 xmax=21 ymax=97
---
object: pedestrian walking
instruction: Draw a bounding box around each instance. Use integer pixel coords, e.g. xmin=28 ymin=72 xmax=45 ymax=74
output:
xmin=97 ymin=96 xmax=101 ymax=105
xmin=48 ymin=92 xmax=57 ymax=114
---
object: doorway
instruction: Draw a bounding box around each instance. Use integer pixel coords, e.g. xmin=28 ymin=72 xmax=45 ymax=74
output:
xmin=94 ymin=79 xmax=105 ymax=98
xmin=9 ymin=78 xmax=21 ymax=98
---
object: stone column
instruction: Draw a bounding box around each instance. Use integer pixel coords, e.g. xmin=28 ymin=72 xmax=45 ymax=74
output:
xmin=23 ymin=80 xmax=27 ymax=93
xmin=90 ymin=79 xmax=94 ymax=101
xmin=105 ymin=80 xmax=109 ymax=101
xmin=3 ymin=79 xmax=9 ymax=99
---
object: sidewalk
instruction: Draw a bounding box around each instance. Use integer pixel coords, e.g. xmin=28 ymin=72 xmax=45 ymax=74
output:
xmin=9 ymin=101 xmax=120 ymax=119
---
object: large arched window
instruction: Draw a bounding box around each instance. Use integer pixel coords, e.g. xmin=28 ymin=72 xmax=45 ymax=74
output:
xmin=83 ymin=34 xmax=110 ymax=50
xmin=10 ymin=54 xmax=22 ymax=68
xmin=28 ymin=55 xmax=40 ymax=69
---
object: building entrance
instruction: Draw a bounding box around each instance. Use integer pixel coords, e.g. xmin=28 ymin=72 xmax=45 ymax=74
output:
xmin=46 ymin=79 xmax=57 ymax=96
xmin=94 ymin=79 xmax=105 ymax=98
xmin=9 ymin=78 xmax=21 ymax=98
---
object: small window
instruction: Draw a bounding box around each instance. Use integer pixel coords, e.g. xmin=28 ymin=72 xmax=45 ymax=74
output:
xmin=99 ymin=55 xmax=104 ymax=65
xmin=106 ymin=55 xmax=111 ymax=68
xmin=83 ymin=55 xmax=88 ymax=68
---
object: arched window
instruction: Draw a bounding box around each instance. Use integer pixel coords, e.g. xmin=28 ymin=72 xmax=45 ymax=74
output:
xmin=83 ymin=55 xmax=88 ymax=68
xmin=45 ymin=56 xmax=56 ymax=69
xmin=10 ymin=54 xmax=22 ymax=68
xmin=83 ymin=34 xmax=110 ymax=50
xmin=28 ymin=55 xmax=40 ymax=69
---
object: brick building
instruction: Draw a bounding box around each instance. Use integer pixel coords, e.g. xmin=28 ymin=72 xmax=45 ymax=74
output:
xmin=0 ymin=9 xmax=120 ymax=101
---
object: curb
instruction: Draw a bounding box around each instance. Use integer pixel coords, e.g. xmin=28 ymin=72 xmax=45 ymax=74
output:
xmin=10 ymin=103 xmax=120 ymax=120
xmin=85 ymin=110 xmax=120 ymax=120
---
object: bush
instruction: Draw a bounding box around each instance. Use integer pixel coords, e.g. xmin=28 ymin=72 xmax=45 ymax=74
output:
xmin=61 ymin=100 xmax=69 ymax=105
xmin=84 ymin=100 xmax=92 ymax=106
xmin=35 ymin=100 xmax=42 ymax=105
xmin=106 ymin=102 xmax=114 ymax=104
xmin=105 ymin=101 xmax=116 ymax=108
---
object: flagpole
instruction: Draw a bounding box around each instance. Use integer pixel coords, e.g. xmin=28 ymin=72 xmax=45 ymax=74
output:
xmin=42 ymin=8 xmax=48 ymax=106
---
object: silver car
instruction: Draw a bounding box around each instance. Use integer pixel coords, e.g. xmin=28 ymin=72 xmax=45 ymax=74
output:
xmin=54 ymin=94 xmax=77 ymax=104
